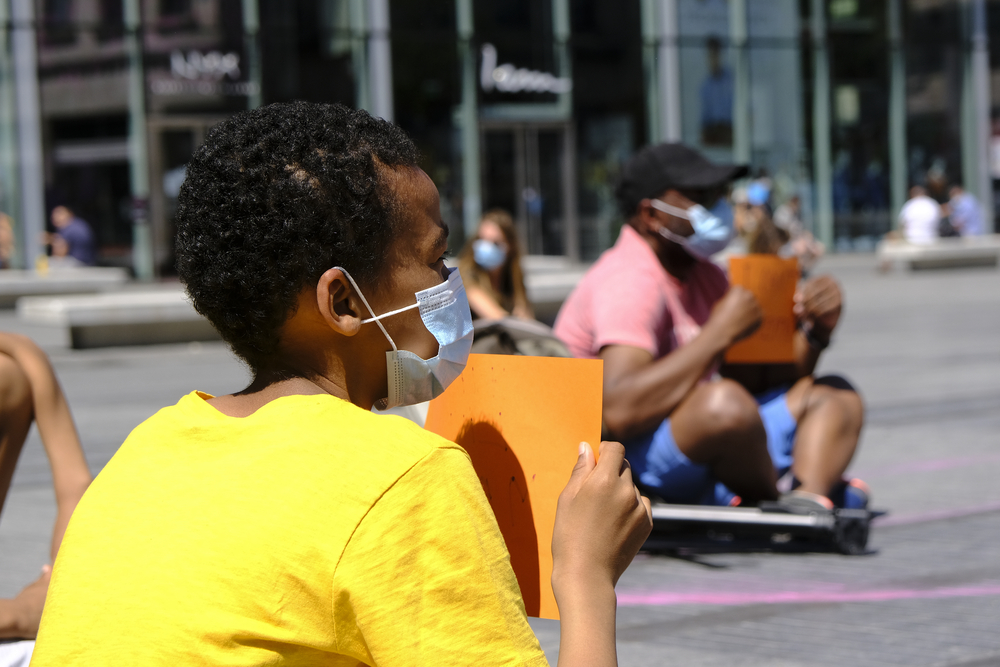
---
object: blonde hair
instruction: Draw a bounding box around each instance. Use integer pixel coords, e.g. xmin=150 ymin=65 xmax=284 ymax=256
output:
xmin=458 ymin=209 xmax=532 ymax=317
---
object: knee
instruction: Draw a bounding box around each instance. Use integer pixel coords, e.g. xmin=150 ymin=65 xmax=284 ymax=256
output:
xmin=811 ymin=379 xmax=864 ymax=435
xmin=696 ymin=379 xmax=761 ymax=439
xmin=0 ymin=354 xmax=31 ymax=416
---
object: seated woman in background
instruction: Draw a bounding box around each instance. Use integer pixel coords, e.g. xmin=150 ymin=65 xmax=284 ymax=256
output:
xmin=459 ymin=210 xmax=533 ymax=320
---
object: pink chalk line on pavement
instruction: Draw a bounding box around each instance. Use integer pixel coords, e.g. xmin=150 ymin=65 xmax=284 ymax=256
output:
xmin=854 ymin=453 xmax=1000 ymax=479
xmin=616 ymin=584 xmax=1000 ymax=607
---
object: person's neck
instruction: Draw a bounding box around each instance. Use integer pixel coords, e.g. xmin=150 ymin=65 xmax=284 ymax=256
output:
xmin=488 ymin=265 xmax=504 ymax=291
xmin=637 ymin=227 xmax=696 ymax=281
xmin=207 ymin=348 xmax=372 ymax=418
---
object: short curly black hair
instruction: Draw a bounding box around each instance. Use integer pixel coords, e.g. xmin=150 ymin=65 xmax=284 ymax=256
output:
xmin=175 ymin=101 xmax=419 ymax=372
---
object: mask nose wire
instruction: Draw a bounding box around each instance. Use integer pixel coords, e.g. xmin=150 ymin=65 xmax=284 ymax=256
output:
xmin=332 ymin=266 xmax=399 ymax=353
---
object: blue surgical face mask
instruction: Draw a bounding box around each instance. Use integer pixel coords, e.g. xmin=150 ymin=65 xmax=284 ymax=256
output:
xmin=472 ymin=238 xmax=507 ymax=270
xmin=335 ymin=266 xmax=474 ymax=409
xmin=650 ymin=197 xmax=734 ymax=260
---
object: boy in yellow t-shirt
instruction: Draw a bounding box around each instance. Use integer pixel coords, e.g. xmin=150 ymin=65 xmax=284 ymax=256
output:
xmin=31 ymin=102 xmax=651 ymax=666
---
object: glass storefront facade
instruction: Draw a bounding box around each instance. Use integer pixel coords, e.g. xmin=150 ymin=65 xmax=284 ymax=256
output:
xmin=0 ymin=0 xmax=995 ymax=273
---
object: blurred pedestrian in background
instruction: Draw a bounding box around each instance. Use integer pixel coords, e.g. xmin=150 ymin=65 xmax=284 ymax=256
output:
xmin=48 ymin=207 xmax=95 ymax=267
xmin=459 ymin=209 xmax=534 ymax=321
xmin=945 ymin=185 xmax=985 ymax=236
xmin=774 ymin=195 xmax=825 ymax=273
xmin=898 ymin=186 xmax=941 ymax=245
xmin=0 ymin=214 xmax=14 ymax=269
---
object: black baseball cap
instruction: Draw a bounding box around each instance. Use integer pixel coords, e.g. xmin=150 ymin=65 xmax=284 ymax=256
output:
xmin=615 ymin=142 xmax=748 ymax=216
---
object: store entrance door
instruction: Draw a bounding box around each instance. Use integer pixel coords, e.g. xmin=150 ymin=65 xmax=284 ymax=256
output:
xmin=480 ymin=121 xmax=578 ymax=259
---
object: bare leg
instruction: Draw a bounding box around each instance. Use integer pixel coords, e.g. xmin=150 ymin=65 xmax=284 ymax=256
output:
xmin=671 ymin=379 xmax=778 ymax=503
xmin=0 ymin=354 xmax=34 ymax=520
xmin=785 ymin=375 xmax=864 ymax=497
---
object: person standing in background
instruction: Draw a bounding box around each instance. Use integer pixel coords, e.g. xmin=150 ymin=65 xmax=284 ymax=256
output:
xmin=700 ymin=36 xmax=734 ymax=147
xmin=48 ymin=207 xmax=95 ymax=267
xmin=945 ymin=185 xmax=985 ymax=236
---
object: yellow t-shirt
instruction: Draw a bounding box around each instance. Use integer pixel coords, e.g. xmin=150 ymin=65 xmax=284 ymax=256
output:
xmin=32 ymin=392 xmax=548 ymax=666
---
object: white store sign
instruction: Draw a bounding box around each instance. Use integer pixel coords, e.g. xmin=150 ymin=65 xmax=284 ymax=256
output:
xmin=480 ymin=43 xmax=572 ymax=95
xmin=170 ymin=50 xmax=241 ymax=81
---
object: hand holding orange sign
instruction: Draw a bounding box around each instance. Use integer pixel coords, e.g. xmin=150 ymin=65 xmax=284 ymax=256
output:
xmin=725 ymin=255 xmax=799 ymax=364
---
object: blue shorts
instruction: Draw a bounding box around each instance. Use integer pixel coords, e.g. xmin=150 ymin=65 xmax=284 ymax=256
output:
xmin=625 ymin=386 xmax=797 ymax=505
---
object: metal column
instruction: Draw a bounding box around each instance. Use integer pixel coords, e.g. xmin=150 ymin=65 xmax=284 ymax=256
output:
xmin=730 ymin=0 xmax=751 ymax=165
xmin=642 ymin=0 xmax=681 ymax=144
xmin=242 ymin=0 xmax=262 ymax=110
xmin=810 ymin=0 xmax=833 ymax=248
xmin=456 ymin=0 xmax=480 ymax=240
xmin=888 ymin=0 xmax=907 ymax=226
xmin=0 ymin=1 xmax=21 ymax=267
xmin=10 ymin=0 xmax=44 ymax=270
xmin=125 ymin=0 xmax=153 ymax=280
xmin=658 ymin=0 xmax=681 ymax=143
xmin=368 ymin=0 xmax=393 ymax=122
xmin=640 ymin=0 xmax=661 ymax=144
xmin=553 ymin=0 xmax=578 ymax=260
xmin=349 ymin=0 xmax=371 ymax=113
xmin=962 ymin=0 xmax=993 ymax=232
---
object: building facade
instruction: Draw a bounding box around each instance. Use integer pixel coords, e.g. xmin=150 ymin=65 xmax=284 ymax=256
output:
xmin=0 ymin=0 xmax=995 ymax=274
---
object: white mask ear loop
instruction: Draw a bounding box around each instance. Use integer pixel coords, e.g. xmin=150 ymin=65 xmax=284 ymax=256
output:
xmin=649 ymin=198 xmax=691 ymax=219
xmin=332 ymin=266 xmax=399 ymax=353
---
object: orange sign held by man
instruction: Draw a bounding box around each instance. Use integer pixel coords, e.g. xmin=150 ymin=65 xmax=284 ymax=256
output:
xmin=725 ymin=255 xmax=799 ymax=364
xmin=424 ymin=353 xmax=603 ymax=620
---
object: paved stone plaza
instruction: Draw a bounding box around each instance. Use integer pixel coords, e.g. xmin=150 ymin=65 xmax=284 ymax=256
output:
xmin=1 ymin=254 xmax=999 ymax=665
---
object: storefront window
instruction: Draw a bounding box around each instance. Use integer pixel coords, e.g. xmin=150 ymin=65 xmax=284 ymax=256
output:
xmin=827 ymin=0 xmax=890 ymax=249
xmin=388 ymin=0 xmax=461 ymax=248
xmin=571 ymin=0 xmax=644 ymax=260
xmin=905 ymin=1 xmax=963 ymax=205
xmin=676 ymin=0 xmax=806 ymax=218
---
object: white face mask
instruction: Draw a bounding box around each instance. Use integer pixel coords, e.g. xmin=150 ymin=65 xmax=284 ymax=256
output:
xmin=650 ymin=197 xmax=735 ymax=260
xmin=335 ymin=266 xmax=474 ymax=409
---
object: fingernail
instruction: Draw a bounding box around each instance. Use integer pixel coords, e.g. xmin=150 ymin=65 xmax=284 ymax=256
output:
xmin=579 ymin=442 xmax=587 ymax=456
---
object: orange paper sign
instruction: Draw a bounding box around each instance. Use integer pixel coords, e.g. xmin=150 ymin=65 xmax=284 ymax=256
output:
xmin=725 ymin=255 xmax=799 ymax=364
xmin=424 ymin=353 xmax=603 ymax=620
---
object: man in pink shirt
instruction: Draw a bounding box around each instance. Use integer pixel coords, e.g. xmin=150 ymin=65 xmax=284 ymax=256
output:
xmin=554 ymin=143 xmax=866 ymax=508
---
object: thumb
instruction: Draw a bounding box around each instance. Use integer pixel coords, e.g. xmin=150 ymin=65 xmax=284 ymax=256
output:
xmin=566 ymin=441 xmax=596 ymax=490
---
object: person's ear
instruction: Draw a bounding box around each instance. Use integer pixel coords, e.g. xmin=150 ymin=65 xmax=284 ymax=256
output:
xmin=635 ymin=198 xmax=661 ymax=235
xmin=316 ymin=268 xmax=364 ymax=336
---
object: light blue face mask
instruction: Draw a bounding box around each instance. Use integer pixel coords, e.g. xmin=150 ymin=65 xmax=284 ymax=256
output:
xmin=650 ymin=197 xmax=735 ymax=260
xmin=335 ymin=266 xmax=474 ymax=409
xmin=472 ymin=239 xmax=507 ymax=270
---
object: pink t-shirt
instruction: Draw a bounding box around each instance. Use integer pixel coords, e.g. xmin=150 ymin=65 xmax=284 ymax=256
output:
xmin=554 ymin=225 xmax=729 ymax=360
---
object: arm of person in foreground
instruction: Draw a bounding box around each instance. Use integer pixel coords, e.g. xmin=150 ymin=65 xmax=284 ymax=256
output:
xmin=600 ymin=286 xmax=762 ymax=440
xmin=551 ymin=441 xmax=653 ymax=667
xmin=720 ymin=275 xmax=843 ymax=394
xmin=0 ymin=333 xmax=92 ymax=562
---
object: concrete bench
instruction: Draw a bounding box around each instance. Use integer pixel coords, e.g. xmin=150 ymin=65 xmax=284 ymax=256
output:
xmin=17 ymin=289 xmax=219 ymax=349
xmin=0 ymin=267 xmax=129 ymax=308
xmin=524 ymin=262 xmax=590 ymax=324
xmin=11 ymin=256 xmax=591 ymax=349
xmin=877 ymin=235 xmax=1000 ymax=270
